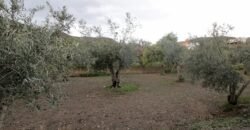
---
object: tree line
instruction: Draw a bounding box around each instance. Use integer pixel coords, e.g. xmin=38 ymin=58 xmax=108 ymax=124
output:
xmin=0 ymin=0 xmax=250 ymax=127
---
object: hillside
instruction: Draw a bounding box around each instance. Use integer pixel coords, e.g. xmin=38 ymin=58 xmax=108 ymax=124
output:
xmin=61 ymin=33 xmax=117 ymax=45
xmin=178 ymin=36 xmax=250 ymax=49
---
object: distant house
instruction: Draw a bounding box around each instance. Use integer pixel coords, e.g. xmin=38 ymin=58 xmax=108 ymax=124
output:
xmin=179 ymin=39 xmax=199 ymax=49
xmin=227 ymin=37 xmax=247 ymax=45
xmin=179 ymin=40 xmax=189 ymax=48
xmin=179 ymin=37 xmax=248 ymax=49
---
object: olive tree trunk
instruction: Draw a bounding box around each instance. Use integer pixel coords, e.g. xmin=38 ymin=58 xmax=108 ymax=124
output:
xmin=108 ymin=64 xmax=121 ymax=88
xmin=228 ymin=85 xmax=238 ymax=105
xmin=111 ymin=70 xmax=120 ymax=88
xmin=176 ymin=64 xmax=184 ymax=82
xmin=0 ymin=105 xmax=7 ymax=129
xmin=228 ymin=80 xmax=250 ymax=105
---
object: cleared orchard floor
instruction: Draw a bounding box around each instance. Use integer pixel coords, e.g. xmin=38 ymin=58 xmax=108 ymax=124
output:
xmin=4 ymin=74 xmax=230 ymax=129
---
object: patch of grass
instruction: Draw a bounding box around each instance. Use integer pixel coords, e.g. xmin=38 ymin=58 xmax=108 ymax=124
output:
xmin=222 ymin=103 xmax=236 ymax=112
xmin=190 ymin=116 xmax=250 ymax=130
xmin=221 ymin=96 xmax=250 ymax=112
xmin=120 ymin=84 xmax=139 ymax=92
xmin=78 ymin=72 xmax=110 ymax=77
xmin=191 ymin=97 xmax=250 ymax=130
xmin=176 ymin=75 xmax=185 ymax=82
xmin=233 ymin=63 xmax=245 ymax=71
xmin=105 ymin=83 xmax=139 ymax=94
xmin=239 ymin=96 xmax=250 ymax=104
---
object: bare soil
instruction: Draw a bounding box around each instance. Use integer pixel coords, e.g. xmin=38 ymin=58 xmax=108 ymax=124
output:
xmin=4 ymin=74 xmax=233 ymax=130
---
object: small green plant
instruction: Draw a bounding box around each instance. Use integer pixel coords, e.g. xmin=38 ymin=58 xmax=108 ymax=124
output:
xmin=190 ymin=116 xmax=250 ymax=130
xmin=78 ymin=72 xmax=110 ymax=77
xmin=233 ymin=63 xmax=244 ymax=71
xmin=120 ymin=84 xmax=139 ymax=92
xmin=222 ymin=103 xmax=236 ymax=112
xmin=239 ymin=96 xmax=250 ymax=104
xmin=106 ymin=83 xmax=139 ymax=94
xmin=176 ymin=74 xmax=185 ymax=82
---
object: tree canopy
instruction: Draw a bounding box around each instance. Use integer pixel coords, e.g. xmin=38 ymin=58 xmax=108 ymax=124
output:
xmin=0 ymin=0 xmax=76 ymax=118
xmin=185 ymin=23 xmax=250 ymax=105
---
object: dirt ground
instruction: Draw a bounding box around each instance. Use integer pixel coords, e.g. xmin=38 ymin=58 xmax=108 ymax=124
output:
xmin=4 ymin=74 xmax=233 ymax=130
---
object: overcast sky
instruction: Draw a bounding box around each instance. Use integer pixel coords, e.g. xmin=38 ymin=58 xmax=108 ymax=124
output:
xmin=24 ymin=0 xmax=250 ymax=43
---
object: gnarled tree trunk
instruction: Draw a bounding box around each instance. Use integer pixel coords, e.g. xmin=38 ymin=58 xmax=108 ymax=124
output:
xmin=112 ymin=70 xmax=120 ymax=88
xmin=228 ymin=81 xmax=250 ymax=105
xmin=228 ymin=85 xmax=238 ymax=105
xmin=0 ymin=105 xmax=7 ymax=129
xmin=109 ymin=63 xmax=121 ymax=88
xmin=176 ymin=64 xmax=184 ymax=82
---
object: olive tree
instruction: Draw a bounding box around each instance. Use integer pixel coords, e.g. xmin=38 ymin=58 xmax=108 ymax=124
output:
xmin=0 ymin=0 xmax=75 ymax=126
xmin=186 ymin=23 xmax=250 ymax=105
xmin=132 ymin=39 xmax=151 ymax=68
xmin=75 ymin=13 xmax=136 ymax=88
xmin=142 ymin=45 xmax=164 ymax=66
xmin=116 ymin=39 xmax=151 ymax=68
xmin=89 ymin=39 xmax=133 ymax=87
xmin=102 ymin=13 xmax=136 ymax=87
xmin=46 ymin=2 xmax=76 ymax=80
xmin=157 ymin=33 xmax=186 ymax=81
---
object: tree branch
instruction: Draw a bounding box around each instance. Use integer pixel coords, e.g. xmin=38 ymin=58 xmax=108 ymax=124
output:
xmin=237 ymin=80 xmax=250 ymax=98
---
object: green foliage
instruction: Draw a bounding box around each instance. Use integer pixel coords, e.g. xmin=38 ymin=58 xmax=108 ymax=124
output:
xmin=190 ymin=117 xmax=250 ymax=130
xmin=231 ymin=45 xmax=250 ymax=72
xmin=246 ymin=38 xmax=250 ymax=45
xmin=239 ymin=96 xmax=250 ymax=105
xmin=157 ymin=33 xmax=178 ymax=47
xmin=90 ymin=39 xmax=122 ymax=69
xmin=142 ymin=45 xmax=164 ymax=66
xmin=185 ymin=39 xmax=242 ymax=92
xmin=185 ymin=23 xmax=250 ymax=105
xmin=78 ymin=72 xmax=110 ymax=77
xmin=73 ymin=13 xmax=137 ymax=72
xmin=120 ymin=84 xmax=139 ymax=93
xmin=222 ymin=96 xmax=250 ymax=112
xmin=47 ymin=2 xmax=75 ymax=33
xmin=163 ymin=42 xmax=185 ymax=68
xmin=157 ymin=33 xmax=186 ymax=72
xmin=177 ymin=74 xmax=185 ymax=82
xmin=222 ymin=103 xmax=236 ymax=112
xmin=72 ymin=38 xmax=136 ymax=72
xmin=71 ymin=37 xmax=101 ymax=70
xmin=233 ymin=64 xmax=245 ymax=71
xmin=106 ymin=83 xmax=139 ymax=94
xmin=0 ymin=0 xmax=75 ymax=110
xmin=125 ymin=40 xmax=148 ymax=67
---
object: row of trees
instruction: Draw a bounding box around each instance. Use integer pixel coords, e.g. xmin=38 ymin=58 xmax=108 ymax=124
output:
xmin=138 ymin=24 xmax=250 ymax=105
xmin=0 ymin=1 xmax=140 ymax=117
xmin=73 ymin=21 xmax=250 ymax=105
xmin=1 ymin=1 xmax=250 ymax=128
xmin=74 ymin=22 xmax=250 ymax=105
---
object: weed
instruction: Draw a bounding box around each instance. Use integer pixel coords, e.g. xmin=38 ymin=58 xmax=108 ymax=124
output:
xmin=239 ymin=96 xmax=250 ymax=104
xmin=78 ymin=72 xmax=110 ymax=77
xmin=106 ymin=83 xmax=139 ymax=94
xmin=190 ymin=117 xmax=250 ymax=130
